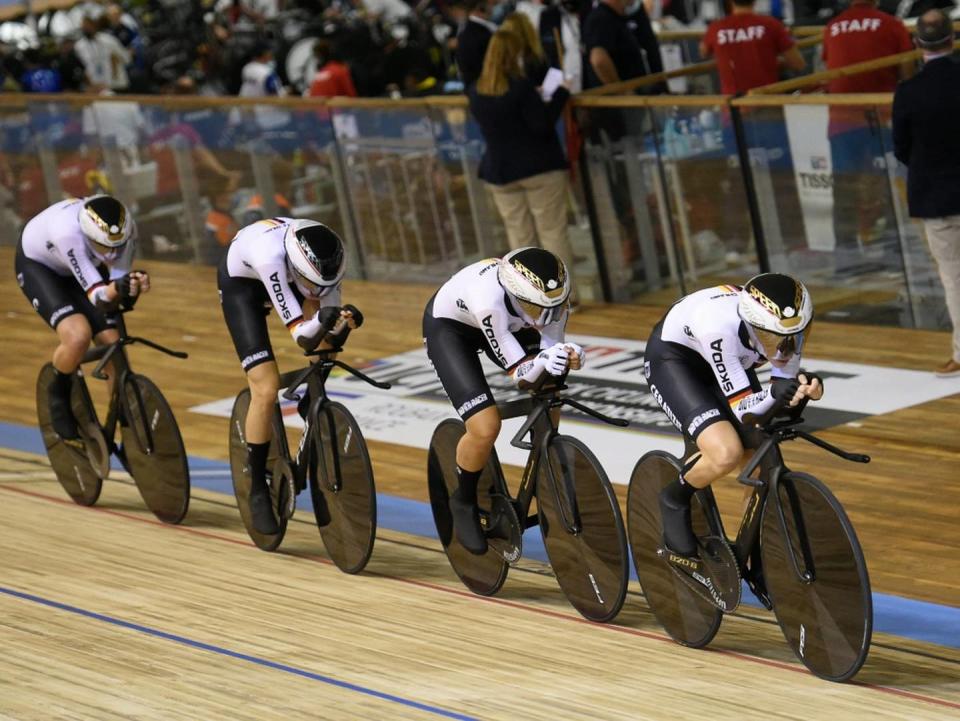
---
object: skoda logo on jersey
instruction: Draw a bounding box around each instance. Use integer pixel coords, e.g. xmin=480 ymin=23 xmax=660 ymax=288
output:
xmin=268 ymin=271 xmax=292 ymax=320
xmin=66 ymin=249 xmax=87 ymax=287
xmin=709 ymin=339 xmax=734 ymax=392
xmin=481 ymin=315 xmax=507 ymax=367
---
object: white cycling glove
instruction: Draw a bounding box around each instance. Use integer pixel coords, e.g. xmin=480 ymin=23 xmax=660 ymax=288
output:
xmin=564 ymin=342 xmax=585 ymax=369
xmin=541 ymin=343 xmax=570 ymax=376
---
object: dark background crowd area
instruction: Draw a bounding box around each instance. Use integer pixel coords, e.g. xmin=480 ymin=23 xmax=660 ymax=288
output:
xmin=0 ymin=0 xmax=954 ymax=99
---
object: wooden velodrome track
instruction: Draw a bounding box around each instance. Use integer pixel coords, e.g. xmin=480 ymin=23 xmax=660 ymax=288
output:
xmin=1 ymin=246 xmax=958 ymax=720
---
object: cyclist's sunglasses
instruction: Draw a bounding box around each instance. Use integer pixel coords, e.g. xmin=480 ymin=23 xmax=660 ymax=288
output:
xmin=755 ymin=328 xmax=806 ymax=357
xmin=291 ymin=266 xmax=334 ymax=298
xmin=88 ymin=238 xmax=125 ymax=261
xmin=517 ymin=298 xmax=566 ymax=326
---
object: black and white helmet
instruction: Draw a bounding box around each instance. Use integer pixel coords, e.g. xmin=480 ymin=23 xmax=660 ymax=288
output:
xmin=497 ymin=247 xmax=570 ymax=325
xmin=283 ymin=219 xmax=345 ymax=298
xmin=79 ymin=195 xmax=134 ymax=261
xmin=737 ymin=273 xmax=813 ymax=336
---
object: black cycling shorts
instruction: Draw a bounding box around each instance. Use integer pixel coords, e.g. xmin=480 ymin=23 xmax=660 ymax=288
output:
xmin=218 ymin=257 xmax=280 ymax=372
xmin=422 ymin=296 xmax=539 ymax=421
xmin=644 ymin=320 xmax=759 ymax=442
xmin=15 ymin=242 xmax=117 ymax=335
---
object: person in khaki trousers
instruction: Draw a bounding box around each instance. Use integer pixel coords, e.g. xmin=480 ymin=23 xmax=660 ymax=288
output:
xmin=892 ymin=9 xmax=960 ymax=377
xmin=468 ymin=17 xmax=578 ymax=304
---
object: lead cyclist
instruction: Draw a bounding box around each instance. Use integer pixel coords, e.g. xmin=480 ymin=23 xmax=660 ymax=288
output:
xmin=643 ymin=274 xmax=824 ymax=582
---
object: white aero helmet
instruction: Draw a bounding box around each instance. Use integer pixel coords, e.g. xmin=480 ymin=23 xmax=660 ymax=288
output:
xmin=738 ymin=273 xmax=813 ymax=357
xmin=283 ymin=219 xmax=346 ymax=298
xmin=79 ymin=195 xmax=134 ymax=261
xmin=497 ymin=247 xmax=571 ymax=325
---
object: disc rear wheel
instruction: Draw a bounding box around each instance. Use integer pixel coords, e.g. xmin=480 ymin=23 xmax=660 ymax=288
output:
xmin=427 ymin=418 xmax=509 ymax=596
xmin=627 ymin=452 xmax=722 ymax=647
xmin=36 ymin=363 xmax=103 ymax=506
xmin=229 ymin=390 xmax=287 ymax=550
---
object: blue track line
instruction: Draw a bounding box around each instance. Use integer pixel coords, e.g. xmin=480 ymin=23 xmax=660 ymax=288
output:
xmin=0 ymin=586 xmax=478 ymax=721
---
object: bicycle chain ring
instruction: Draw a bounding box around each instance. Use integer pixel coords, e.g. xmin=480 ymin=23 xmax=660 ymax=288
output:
xmin=658 ymin=534 xmax=741 ymax=613
xmin=486 ymin=493 xmax=523 ymax=565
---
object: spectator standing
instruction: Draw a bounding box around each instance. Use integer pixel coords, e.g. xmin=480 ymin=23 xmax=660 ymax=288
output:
xmin=469 ymin=24 xmax=578 ymax=301
xmin=74 ymin=15 xmax=131 ymax=91
xmin=625 ymin=0 xmax=665 ymax=87
xmin=823 ymin=0 xmax=914 ymax=274
xmin=517 ymin=0 xmax=583 ymax=92
xmin=583 ymin=0 xmax=646 ymax=90
xmin=456 ymin=0 xmax=498 ymax=89
xmin=307 ymin=40 xmax=358 ymax=98
xmin=892 ymin=10 xmax=960 ymax=377
xmin=701 ymin=0 xmax=805 ymax=95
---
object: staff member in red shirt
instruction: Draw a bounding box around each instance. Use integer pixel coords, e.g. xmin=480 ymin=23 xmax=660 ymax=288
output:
xmin=822 ymin=0 xmax=913 ymax=275
xmin=701 ymin=0 xmax=805 ymax=95
xmin=307 ymin=39 xmax=358 ymax=99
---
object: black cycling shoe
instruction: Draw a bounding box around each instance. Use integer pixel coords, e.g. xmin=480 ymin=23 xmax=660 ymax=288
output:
xmin=658 ymin=489 xmax=698 ymax=558
xmin=48 ymin=392 xmax=79 ymax=441
xmin=249 ymin=483 xmax=280 ymax=535
xmin=449 ymin=489 xmax=488 ymax=555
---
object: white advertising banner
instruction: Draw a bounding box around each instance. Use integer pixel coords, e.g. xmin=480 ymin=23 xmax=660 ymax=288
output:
xmin=784 ymin=105 xmax=836 ymax=252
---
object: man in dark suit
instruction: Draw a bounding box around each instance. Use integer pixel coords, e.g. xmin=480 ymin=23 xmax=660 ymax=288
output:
xmin=893 ymin=9 xmax=960 ymax=377
xmin=455 ymin=0 xmax=497 ymax=89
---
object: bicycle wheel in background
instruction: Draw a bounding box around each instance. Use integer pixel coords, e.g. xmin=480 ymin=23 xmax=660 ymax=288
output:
xmin=311 ymin=401 xmax=377 ymax=574
xmin=761 ymin=471 xmax=872 ymax=682
xmin=427 ymin=418 xmax=509 ymax=596
xmin=120 ymin=373 xmax=190 ymax=524
xmin=36 ymin=363 xmax=104 ymax=506
xmin=536 ymin=435 xmax=628 ymax=623
xmin=627 ymin=451 xmax=722 ymax=647
xmin=229 ymin=389 xmax=287 ymax=551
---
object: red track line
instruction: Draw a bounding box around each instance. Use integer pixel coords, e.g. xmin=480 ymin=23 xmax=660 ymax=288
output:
xmin=3 ymin=482 xmax=959 ymax=712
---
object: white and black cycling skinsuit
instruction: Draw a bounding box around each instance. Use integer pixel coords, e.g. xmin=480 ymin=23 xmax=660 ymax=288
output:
xmin=218 ymin=218 xmax=342 ymax=372
xmin=15 ymin=197 xmax=133 ymax=333
xmin=422 ymin=258 xmax=568 ymax=420
xmin=644 ymin=284 xmax=802 ymax=441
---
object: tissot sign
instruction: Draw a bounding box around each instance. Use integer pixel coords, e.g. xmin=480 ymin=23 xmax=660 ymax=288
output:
xmin=192 ymin=334 xmax=960 ymax=485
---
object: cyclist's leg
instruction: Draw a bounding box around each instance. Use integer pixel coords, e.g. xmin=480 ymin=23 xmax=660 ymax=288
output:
xmin=645 ymin=322 xmax=738 ymax=556
xmin=424 ymin=304 xmax=498 ymax=554
xmin=219 ymin=259 xmax=280 ymax=534
xmin=16 ymin=246 xmax=95 ymax=439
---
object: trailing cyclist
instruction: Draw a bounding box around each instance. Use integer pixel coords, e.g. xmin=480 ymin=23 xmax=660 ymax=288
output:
xmin=422 ymin=247 xmax=585 ymax=555
xmin=15 ymin=195 xmax=148 ymax=442
xmin=644 ymin=274 xmax=824 ymax=586
xmin=218 ymin=217 xmax=360 ymax=536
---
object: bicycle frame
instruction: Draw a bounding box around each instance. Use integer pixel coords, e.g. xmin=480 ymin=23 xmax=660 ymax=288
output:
xmin=685 ymin=415 xmax=871 ymax=604
xmin=274 ymin=349 xmax=392 ymax=498
xmin=81 ymin=314 xmax=187 ymax=459
xmin=497 ymin=382 xmax=630 ymax=534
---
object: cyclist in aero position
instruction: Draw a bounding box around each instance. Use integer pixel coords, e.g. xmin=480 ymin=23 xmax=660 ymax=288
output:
xmin=218 ymin=217 xmax=361 ymax=536
xmin=423 ymin=247 xmax=585 ymax=555
xmin=15 ymin=195 xmax=147 ymax=441
xmin=644 ymin=274 xmax=824 ymax=578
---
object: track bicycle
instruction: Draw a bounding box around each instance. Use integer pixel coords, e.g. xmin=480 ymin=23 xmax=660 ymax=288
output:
xmin=36 ymin=312 xmax=191 ymax=524
xmin=228 ymin=349 xmax=389 ymax=573
xmin=428 ymin=377 xmax=631 ymax=622
xmin=627 ymin=399 xmax=873 ymax=681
